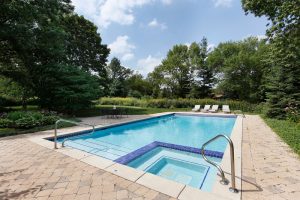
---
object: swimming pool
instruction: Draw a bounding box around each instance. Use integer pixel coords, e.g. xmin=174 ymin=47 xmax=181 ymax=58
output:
xmin=55 ymin=113 xmax=236 ymax=191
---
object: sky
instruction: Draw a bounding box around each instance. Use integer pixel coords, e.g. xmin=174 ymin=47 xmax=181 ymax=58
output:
xmin=71 ymin=0 xmax=268 ymax=76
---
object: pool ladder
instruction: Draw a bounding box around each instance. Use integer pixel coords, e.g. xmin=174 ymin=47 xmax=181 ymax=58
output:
xmin=201 ymin=134 xmax=239 ymax=193
xmin=54 ymin=119 xmax=95 ymax=149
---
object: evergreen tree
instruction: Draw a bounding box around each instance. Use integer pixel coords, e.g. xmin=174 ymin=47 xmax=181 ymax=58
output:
xmin=242 ymin=0 xmax=300 ymax=118
xmin=107 ymin=58 xmax=133 ymax=97
xmin=189 ymin=38 xmax=214 ymax=98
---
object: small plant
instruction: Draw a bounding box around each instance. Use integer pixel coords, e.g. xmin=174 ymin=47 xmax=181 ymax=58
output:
xmin=0 ymin=118 xmax=14 ymax=128
xmin=285 ymin=102 xmax=300 ymax=123
xmin=0 ymin=111 xmax=60 ymax=129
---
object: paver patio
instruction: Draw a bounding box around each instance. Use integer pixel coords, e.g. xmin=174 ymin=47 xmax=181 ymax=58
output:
xmin=241 ymin=115 xmax=300 ymax=200
xmin=0 ymin=114 xmax=299 ymax=199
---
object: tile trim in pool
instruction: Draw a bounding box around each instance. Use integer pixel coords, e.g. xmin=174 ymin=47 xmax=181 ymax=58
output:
xmin=114 ymin=141 xmax=223 ymax=165
xmin=46 ymin=113 xmax=236 ymax=141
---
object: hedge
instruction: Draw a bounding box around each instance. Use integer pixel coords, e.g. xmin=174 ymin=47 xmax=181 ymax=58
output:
xmin=97 ymin=97 xmax=257 ymax=112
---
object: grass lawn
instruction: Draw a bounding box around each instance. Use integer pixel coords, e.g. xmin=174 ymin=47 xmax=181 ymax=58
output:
xmin=74 ymin=105 xmax=190 ymax=117
xmin=262 ymin=116 xmax=300 ymax=156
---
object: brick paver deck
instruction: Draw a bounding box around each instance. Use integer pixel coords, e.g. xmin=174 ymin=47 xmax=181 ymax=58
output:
xmin=0 ymin=136 xmax=176 ymax=200
xmin=242 ymin=115 xmax=300 ymax=200
xmin=0 ymin=114 xmax=299 ymax=199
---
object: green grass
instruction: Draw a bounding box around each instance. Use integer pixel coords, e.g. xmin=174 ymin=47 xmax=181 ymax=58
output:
xmin=262 ymin=116 xmax=300 ymax=156
xmin=74 ymin=105 xmax=190 ymax=117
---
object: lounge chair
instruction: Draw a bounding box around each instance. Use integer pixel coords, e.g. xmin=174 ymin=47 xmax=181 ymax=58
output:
xmin=202 ymin=105 xmax=211 ymax=112
xmin=222 ymin=105 xmax=230 ymax=113
xmin=209 ymin=105 xmax=219 ymax=113
xmin=192 ymin=105 xmax=201 ymax=112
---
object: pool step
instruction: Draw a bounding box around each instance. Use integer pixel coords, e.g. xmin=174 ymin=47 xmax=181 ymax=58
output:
xmin=63 ymin=139 xmax=130 ymax=160
xmin=86 ymin=138 xmax=133 ymax=153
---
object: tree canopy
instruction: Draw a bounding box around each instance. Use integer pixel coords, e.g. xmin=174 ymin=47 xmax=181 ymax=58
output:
xmin=0 ymin=0 xmax=109 ymax=112
xmin=242 ymin=0 xmax=300 ymax=118
xmin=207 ymin=37 xmax=270 ymax=103
xmin=149 ymin=38 xmax=214 ymax=98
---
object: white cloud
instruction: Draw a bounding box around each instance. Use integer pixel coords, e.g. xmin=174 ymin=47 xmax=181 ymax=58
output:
xmin=208 ymin=43 xmax=216 ymax=51
xmin=108 ymin=36 xmax=136 ymax=61
xmin=148 ymin=18 xmax=167 ymax=30
xmin=161 ymin=0 xmax=173 ymax=5
xmin=72 ymin=0 xmax=173 ymax=28
xmin=72 ymin=0 xmax=101 ymax=17
xmin=256 ymin=35 xmax=267 ymax=40
xmin=137 ymin=55 xmax=162 ymax=76
xmin=212 ymin=0 xmax=233 ymax=7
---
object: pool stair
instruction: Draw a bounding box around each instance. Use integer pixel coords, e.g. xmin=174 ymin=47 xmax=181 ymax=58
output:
xmin=63 ymin=139 xmax=132 ymax=160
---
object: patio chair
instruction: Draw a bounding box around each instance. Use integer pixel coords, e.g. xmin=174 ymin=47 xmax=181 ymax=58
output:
xmin=192 ymin=105 xmax=201 ymax=112
xmin=201 ymin=105 xmax=211 ymax=112
xmin=222 ymin=105 xmax=231 ymax=113
xmin=209 ymin=105 xmax=219 ymax=113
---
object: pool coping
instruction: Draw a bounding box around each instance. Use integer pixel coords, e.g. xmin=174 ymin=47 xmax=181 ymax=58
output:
xmin=26 ymin=112 xmax=242 ymax=200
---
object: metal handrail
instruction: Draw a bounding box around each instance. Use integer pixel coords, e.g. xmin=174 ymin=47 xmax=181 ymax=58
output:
xmin=54 ymin=119 xmax=95 ymax=149
xmin=201 ymin=134 xmax=238 ymax=193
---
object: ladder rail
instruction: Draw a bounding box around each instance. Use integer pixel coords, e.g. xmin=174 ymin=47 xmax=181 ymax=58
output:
xmin=54 ymin=119 xmax=95 ymax=149
xmin=201 ymin=134 xmax=238 ymax=193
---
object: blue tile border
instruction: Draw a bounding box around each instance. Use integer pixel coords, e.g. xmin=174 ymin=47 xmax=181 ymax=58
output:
xmin=114 ymin=141 xmax=223 ymax=164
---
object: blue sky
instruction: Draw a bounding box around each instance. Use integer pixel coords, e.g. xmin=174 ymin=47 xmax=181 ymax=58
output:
xmin=72 ymin=0 xmax=268 ymax=76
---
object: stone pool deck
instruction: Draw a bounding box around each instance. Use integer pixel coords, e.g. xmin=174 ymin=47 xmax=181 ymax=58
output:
xmin=0 ymin=114 xmax=299 ymax=199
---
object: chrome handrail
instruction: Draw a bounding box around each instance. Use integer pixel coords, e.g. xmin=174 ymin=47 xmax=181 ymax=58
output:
xmin=201 ymin=134 xmax=238 ymax=193
xmin=54 ymin=119 xmax=95 ymax=149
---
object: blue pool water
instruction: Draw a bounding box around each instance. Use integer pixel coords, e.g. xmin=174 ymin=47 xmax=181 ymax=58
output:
xmin=58 ymin=114 xmax=236 ymax=161
xmin=127 ymin=147 xmax=221 ymax=191
xmin=56 ymin=114 xmax=236 ymax=191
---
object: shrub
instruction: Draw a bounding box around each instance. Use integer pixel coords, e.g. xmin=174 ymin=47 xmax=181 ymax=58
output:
xmin=285 ymin=102 xmax=300 ymax=123
xmin=40 ymin=115 xmax=59 ymax=125
xmin=97 ymin=97 xmax=257 ymax=112
xmin=15 ymin=117 xmax=40 ymax=129
xmin=0 ymin=118 xmax=14 ymax=128
xmin=0 ymin=111 xmax=60 ymax=129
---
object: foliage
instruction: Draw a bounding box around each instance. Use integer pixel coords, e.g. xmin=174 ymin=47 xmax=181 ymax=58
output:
xmin=242 ymin=0 xmax=300 ymax=118
xmin=242 ymin=0 xmax=299 ymax=40
xmin=107 ymin=58 xmax=133 ymax=97
xmin=127 ymin=74 xmax=153 ymax=98
xmin=189 ymin=38 xmax=215 ymax=98
xmin=97 ymin=97 xmax=256 ymax=112
xmin=263 ymin=116 xmax=300 ymax=156
xmin=73 ymin=105 xmax=190 ymax=117
xmin=0 ymin=111 xmax=59 ymax=129
xmin=0 ymin=118 xmax=13 ymax=128
xmin=148 ymin=38 xmax=214 ymax=98
xmin=285 ymin=102 xmax=300 ymax=123
xmin=0 ymin=0 xmax=109 ymax=112
xmin=207 ymin=37 xmax=270 ymax=102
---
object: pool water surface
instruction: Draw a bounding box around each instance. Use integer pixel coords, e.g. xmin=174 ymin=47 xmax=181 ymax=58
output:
xmin=57 ymin=114 xmax=236 ymax=161
xmin=54 ymin=114 xmax=237 ymax=191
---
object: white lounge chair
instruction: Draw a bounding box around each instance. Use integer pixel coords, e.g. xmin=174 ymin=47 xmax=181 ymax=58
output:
xmin=222 ymin=105 xmax=230 ymax=113
xmin=209 ymin=105 xmax=219 ymax=113
xmin=202 ymin=105 xmax=211 ymax=112
xmin=192 ymin=105 xmax=201 ymax=112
